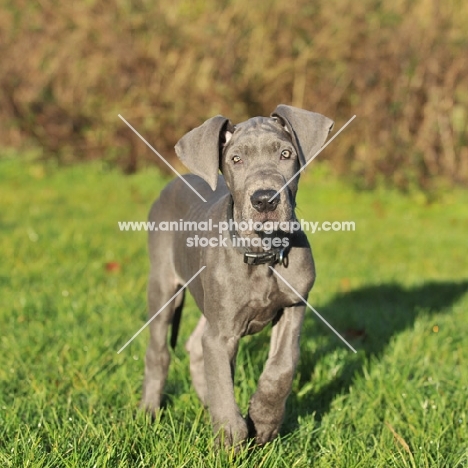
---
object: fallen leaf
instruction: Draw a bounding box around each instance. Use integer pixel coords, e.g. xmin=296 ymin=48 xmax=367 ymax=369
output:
xmin=105 ymin=262 xmax=121 ymax=273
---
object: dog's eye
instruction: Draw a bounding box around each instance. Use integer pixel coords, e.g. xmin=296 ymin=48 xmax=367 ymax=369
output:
xmin=232 ymin=155 xmax=242 ymax=164
xmin=280 ymin=150 xmax=291 ymax=160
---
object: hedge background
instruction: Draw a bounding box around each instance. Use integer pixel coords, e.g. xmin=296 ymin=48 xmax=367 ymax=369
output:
xmin=1 ymin=0 xmax=467 ymax=189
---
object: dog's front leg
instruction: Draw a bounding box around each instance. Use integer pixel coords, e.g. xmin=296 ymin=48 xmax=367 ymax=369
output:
xmin=247 ymin=305 xmax=305 ymax=445
xmin=202 ymin=324 xmax=248 ymax=449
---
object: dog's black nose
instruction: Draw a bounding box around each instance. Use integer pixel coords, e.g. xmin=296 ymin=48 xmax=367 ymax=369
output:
xmin=250 ymin=190 xmax=279 ymax=212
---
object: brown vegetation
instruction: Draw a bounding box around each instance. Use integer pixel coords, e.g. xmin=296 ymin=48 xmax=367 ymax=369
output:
xmin=1 ymin=0 xmax=467 ymax=188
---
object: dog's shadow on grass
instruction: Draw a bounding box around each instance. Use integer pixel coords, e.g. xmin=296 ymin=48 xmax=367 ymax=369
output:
xmin=162 ymin=280 xmax=468 ymax=439
xmin=243 ymin=280 xmax=468 ymax=433
xmin=287 ymin=280 xmax=468 ymax=427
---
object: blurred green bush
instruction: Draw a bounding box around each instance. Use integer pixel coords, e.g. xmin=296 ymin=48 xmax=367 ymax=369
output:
xmin=0 ymin=0 xmax=467 ymax=189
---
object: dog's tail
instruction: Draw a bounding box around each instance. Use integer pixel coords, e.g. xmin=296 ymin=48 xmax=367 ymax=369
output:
xmin=170 ymin=289 xmax=185 ymax=349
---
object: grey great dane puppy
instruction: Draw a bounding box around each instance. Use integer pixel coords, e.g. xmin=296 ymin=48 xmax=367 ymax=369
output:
xmin=141 ymin=105 xmax=334 ymax=448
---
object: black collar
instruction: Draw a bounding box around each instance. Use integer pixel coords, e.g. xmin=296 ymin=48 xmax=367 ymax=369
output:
xmin=244 ymin=249 xmax=288 ymax=266
xmin=226 ymin=198 xmax=290 ymax=266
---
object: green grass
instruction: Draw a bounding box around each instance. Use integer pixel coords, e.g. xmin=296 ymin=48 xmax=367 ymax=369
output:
xmin=1 ymin=155 xmax=467 ymax=467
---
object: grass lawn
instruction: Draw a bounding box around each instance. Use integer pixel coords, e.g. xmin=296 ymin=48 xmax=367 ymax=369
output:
xmin=1 ymin=154 xmax=467 ymax=467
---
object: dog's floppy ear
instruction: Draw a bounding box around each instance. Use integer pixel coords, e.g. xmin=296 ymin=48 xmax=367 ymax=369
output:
xmin=271 ymin=105 xmax=334 ymax=167
xmin=175 ymin=115 xmax=232 ymax=191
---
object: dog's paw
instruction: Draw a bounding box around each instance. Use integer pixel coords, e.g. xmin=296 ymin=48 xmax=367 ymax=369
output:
xmin=214 ymin=414 xmax=249 ymax=452
xmin=247 ymin=400 xmax=283 ymax=445
xmin=247 ymin=414 xmax=280 ymax=445
xmin=254 ymin=424 xmax=280 ymax=446
xmin=139 ymin=395 xmax=162 ymax=419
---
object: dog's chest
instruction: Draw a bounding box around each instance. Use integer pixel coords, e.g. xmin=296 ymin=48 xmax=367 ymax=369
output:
xmin=242 ymin=301 xmax=278 ymax=335
xmin=237 ymin=276 xmax=296 ymax=335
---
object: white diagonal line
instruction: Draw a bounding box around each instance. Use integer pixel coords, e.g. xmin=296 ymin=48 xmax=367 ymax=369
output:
xmin=269 ymin=266 xmax=357 ymax=353
xmin=117 ymin=266 xmax=206 ymax=354
xmin=118 ymin=114 xmax=207 ymax=203
xmin=269 ymin=115 xmax=356 ymax=202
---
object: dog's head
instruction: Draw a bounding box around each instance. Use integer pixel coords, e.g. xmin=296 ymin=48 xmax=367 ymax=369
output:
xmin=175 ymin=105 xmax=333 ymax=232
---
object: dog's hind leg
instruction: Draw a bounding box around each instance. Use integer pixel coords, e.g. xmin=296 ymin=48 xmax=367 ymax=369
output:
xmin=185 ymin=315 xmax=207 ymax=405
xmin=140 ymin=268 xmax=183 ymax=415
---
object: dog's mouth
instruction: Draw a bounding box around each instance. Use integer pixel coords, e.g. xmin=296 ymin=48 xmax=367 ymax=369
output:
xmin=232 ymin=187 xmax=296 ymax=234
xmin=237 ymin=215 xmax=298 ymax=235
xmin=246 ymin=203 xmax=296 ymax=232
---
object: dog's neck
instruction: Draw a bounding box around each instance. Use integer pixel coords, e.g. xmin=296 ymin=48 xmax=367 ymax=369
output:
xmin=226 ymin=197 xmax=290 ymax=266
